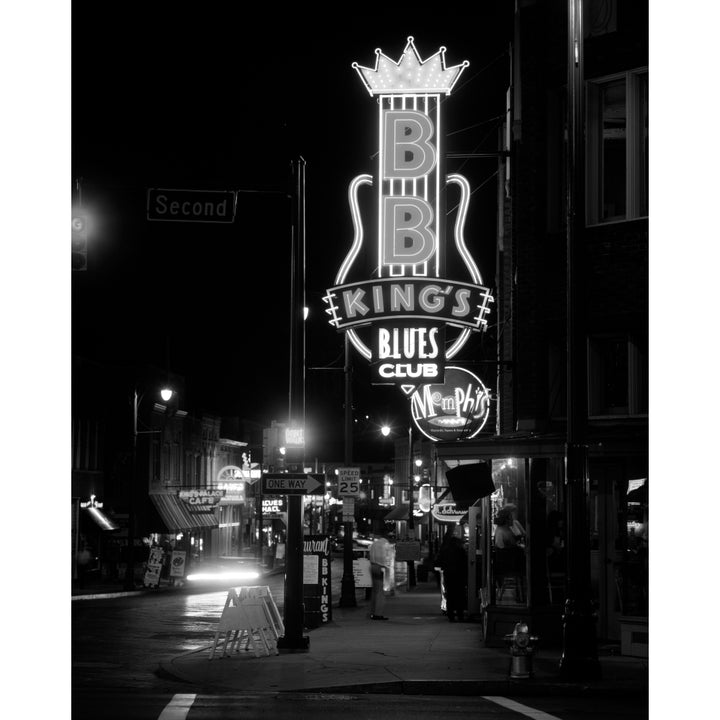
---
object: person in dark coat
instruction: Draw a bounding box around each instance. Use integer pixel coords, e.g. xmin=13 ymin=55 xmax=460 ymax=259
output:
xmin=437 ymin=529 xmax=468 ymax=622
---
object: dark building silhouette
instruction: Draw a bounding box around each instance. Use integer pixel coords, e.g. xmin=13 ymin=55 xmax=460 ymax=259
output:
xmin=432 ymin=0 xmax=648 ymax=654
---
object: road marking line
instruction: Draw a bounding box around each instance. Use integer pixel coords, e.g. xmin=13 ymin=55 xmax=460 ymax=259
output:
xmin=158 ymin=693 xmax=197 ymax=720
xmin=482 ymin=696 xmax=562 ymax=720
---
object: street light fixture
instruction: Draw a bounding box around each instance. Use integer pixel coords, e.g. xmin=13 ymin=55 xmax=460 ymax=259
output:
xmin=381 ymin=424 xmax=419 ymax=588
xmin=124 ymin=384 xmax=174 ymax=591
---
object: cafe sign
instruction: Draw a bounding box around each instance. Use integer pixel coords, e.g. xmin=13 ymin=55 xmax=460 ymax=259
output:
xmin=324 ymin=37 xmax=493 ymax=387
xmin=178 ymin=489 xmax=225 ymax=513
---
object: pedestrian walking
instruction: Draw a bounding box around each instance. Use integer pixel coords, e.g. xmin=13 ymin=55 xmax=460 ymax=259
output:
xmin=437 ymin=528 xmax=468 ymax=622
xmin=76 ymin=540 xmax=92 ymax=589
xmin=368 ymin=529 xmax=391 ymax=620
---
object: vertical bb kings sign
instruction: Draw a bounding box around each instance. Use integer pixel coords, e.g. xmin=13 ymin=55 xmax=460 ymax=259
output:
xmin=324 ymin=37 xmax=493 ymax=388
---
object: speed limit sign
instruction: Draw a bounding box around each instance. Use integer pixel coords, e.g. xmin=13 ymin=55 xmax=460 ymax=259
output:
xmin=338 ymin=467 xmax=361 ymax=496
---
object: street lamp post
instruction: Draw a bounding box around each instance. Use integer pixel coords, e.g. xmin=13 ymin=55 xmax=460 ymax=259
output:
xmin=123 ymin=388 xmax=140 ymax=591
xmin=277 ymin=156 xmax=310 ymax=652
xmin=338 ymin=333 xmax=358 ymax=607
xmin=405 ymin=427 xmax=417 ymax=589
xmin=124 ymin=385 xmax=173 ymax=591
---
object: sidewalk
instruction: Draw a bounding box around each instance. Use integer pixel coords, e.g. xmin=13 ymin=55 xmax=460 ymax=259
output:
xmin=157 ymin=580 xmax=648 ymax=698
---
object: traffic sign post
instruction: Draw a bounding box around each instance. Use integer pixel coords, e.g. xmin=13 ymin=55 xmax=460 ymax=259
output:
xmin=262 ymin=469 xmax=322 ymax=653
xmin=337 ymin=467 xmax=360 ymax=608
xmin=262 ymin=473 xmax=324 ymax=495
xmin=337 ymin=467 xmax=361 ymax=496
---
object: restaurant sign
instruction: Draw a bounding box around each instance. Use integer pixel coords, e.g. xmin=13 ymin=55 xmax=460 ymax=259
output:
xmin=411 ymin=366 xmax=491 ymax=442
xmin=431 ymin=502 xmax=466 ymax=523
xmin=324 ymin=38 xmax=493 ymax=387
xmin=178 ymin=489 xmax=225 ymax=512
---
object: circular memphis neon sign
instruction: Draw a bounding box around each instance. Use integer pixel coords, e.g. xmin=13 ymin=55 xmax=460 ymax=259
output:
xmin=410 ymin=366 xmax=491 ymax=442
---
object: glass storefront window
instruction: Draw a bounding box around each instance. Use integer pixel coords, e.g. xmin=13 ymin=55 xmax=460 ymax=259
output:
xmin=532 ymin=458 xmax=566 ymax=605
xmin=490 ymin=459 xmax=527 ymax=605
xmin=620 ymin=477 xmax=648 ymax=616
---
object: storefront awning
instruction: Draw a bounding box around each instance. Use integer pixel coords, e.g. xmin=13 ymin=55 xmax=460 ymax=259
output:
xmin=150 ymin=493 xmax=219 ymax=532
xmin=384 ymin=505 xmax=409 ymax=521
xmin=85 ymin=506 xmax=120 ymax=531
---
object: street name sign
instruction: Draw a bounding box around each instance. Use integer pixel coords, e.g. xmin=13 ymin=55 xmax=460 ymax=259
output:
xmin=337 ymin=467 xmax=361 ymax=496
xmin=147 ymin=188 xmax=236 ymax=223
xmin=262 ymin=473 xmax=324 ymax=495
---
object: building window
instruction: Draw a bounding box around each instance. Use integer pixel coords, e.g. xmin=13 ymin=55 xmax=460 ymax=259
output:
xmin=586 ymin=69 xmax=648 ymax=225
xmin=547 ymin=339 xmax=567 ymax=419
xmin=588 ymin=334 xmax=647 ymax=416
xmin=490 ymin=459 xmax=527 ymax=606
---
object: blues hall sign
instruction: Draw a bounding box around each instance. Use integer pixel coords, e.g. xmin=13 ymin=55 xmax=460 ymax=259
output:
xmin=324 ymin=38 xmax=493 ymax=388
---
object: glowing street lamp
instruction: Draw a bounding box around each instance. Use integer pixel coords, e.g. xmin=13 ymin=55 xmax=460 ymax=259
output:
xmin=124 ymin=384 xmax=175 ymax=591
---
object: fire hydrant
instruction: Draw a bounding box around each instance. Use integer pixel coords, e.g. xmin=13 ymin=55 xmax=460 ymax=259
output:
xmin=503 ymin=622 xmax=539 ymax=679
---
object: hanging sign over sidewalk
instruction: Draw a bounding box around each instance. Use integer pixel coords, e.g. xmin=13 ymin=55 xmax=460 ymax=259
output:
xmin=323 ymin=38 xmax=493 ymax=388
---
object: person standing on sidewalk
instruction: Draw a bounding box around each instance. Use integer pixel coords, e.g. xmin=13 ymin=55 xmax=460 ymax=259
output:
xmin=437 ymin=529 xmax=468 ymax=622
xmin=368 ymin=529 xmax=391 ymax=620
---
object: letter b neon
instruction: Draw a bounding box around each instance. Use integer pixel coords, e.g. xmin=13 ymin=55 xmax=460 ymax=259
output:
xmin=383 ymin=110 xmax=437 ymax=178
xmin=383 ymin=197 xmax=435 ymax=265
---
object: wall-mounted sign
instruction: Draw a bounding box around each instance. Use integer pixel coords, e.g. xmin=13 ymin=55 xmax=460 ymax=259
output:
xmin=178 ymin=489 xmax=225 ymax=512
xmin=324 ymin=37 xmax=493 ymax=387
xmin=284 ymin=426 xmax=305 ymax=447
xmin=147 ymin=188 xmax=236 ymax=223
xmin=431 ymin=502 xmax=466 ymax=523
xmin=418 ymin=484 xmax=433 ymax=513
xmin=262 ymin=497 xmax=286 ymax=517
xmin=217 ymin=464 xmax=261 ymax=486
xmin=216 ymin=482 xmax=246 ymax=504
xmin=411 ymin=366 xmax=491 ymax=441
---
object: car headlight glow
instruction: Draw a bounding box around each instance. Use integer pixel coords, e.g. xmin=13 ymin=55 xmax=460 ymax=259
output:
xmin=186 ymin=570 xmax=261 ymax=582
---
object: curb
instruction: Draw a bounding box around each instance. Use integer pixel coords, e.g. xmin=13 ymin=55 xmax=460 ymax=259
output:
xmin=156 ymin=658 xmax=648 ymax=699
xmin=294 ymin=679 xmax=648 ymax=698
xmin=72 ymin=590 xmax=146 ymax=601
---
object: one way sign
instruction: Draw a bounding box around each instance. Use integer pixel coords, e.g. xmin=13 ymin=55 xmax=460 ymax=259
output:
xmin=262 ymin=473 xmax=324 ymax=495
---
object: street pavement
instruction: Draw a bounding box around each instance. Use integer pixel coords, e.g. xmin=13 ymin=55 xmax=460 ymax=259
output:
xmin=72 ymin=569 xmax=648 ymax=698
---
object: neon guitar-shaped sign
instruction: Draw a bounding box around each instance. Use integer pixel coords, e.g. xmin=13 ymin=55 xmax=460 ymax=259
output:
xmin=323 ymin=37 xmax=493 ymax=391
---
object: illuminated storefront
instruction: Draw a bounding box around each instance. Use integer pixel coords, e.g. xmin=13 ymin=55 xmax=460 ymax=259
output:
xmin=433 ymin=433 xmax=647 ymax=647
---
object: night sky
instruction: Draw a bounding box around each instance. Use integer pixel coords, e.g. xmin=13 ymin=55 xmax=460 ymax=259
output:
xmin=71 ymin=3 xmax=513 ymax=459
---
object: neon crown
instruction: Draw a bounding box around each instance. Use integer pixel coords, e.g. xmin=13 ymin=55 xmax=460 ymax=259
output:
xmin=352 ymin=36 xmax=469 ymax=96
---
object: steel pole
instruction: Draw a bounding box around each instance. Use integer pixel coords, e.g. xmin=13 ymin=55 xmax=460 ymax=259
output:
xmin=559 ymin=0 xmax=600 ymax=680
xmin=339 ymin=333 xmax=358 ymax=607
xmin=123 ymin=389 xmax=138 ymax=591
xmin=277 ymin=157 xmax=309 ymax=651
xmin=406 ymin=426 xmax=416 ymax=589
